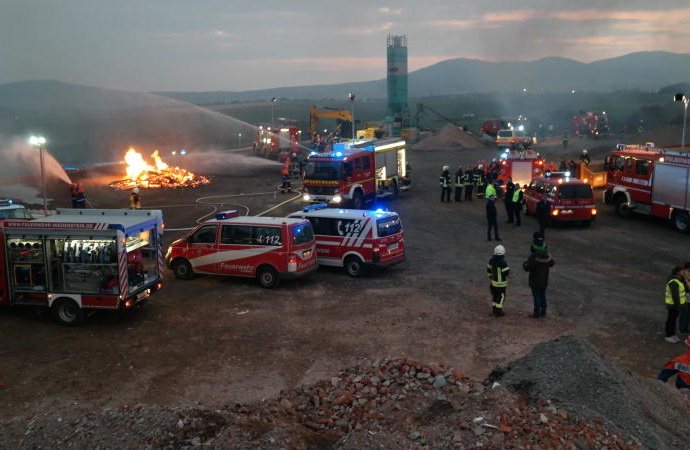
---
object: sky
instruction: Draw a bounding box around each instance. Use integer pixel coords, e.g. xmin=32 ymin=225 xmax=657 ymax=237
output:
xmin=2 ymin=0 xmax=690 ymax=92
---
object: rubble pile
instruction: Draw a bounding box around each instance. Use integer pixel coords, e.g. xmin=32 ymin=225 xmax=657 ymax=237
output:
xmin=3 ymin=356 xmax=642 ymax=449
xmin=412 ymin=123 xmax=485 ymax=150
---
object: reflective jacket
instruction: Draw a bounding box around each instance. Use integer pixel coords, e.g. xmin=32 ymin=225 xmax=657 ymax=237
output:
xmin=658 ymin=349 xmax=690 ymax=389
xmin=487 ymin=255 xmax=509 ymax=287
xmin=511 ymin=189 xmax=523 ymax=204
xmin=485 ymin=184 xmax=497 ymax=198
xmin=439 ymin=170 xmax=451 ymax=188
xmin=129 ymin=193 xmax=141 ymax=209
xmin=666 ymin=277 xmax=686 ymax=307
xmin=463 ymin=170 xmax=474 ymax=186
xmin=454 ymin=170 xmax=464 ymax=187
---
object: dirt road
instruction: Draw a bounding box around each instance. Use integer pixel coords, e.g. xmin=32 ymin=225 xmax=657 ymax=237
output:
xmin=0 ymin=138 xmax=686 ymax=430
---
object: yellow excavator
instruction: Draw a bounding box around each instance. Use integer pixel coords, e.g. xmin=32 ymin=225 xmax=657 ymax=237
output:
xmin=309 ymin=105 xmax=353 ymax=138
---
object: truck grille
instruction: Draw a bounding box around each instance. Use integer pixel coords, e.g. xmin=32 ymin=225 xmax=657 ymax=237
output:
xmin=308 ymin=186 xmax=336 ymax=196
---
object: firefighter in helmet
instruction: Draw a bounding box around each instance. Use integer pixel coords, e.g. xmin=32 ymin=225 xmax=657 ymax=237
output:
xmin=579 ymin=149 xmax=591 ymax=166
xmin=129 ymin=187 xmax=141 ymax=209
xmin=281 ymin=157 xmax=292 ymax=192
xmin=74 ymin=183 xmax=86 ymax=209
xmin=70 ymin=182 xmax=79 ymax=208
xmin=439 ymin=165 xmax=451 ymax=202
xmin=487 ymin=244 xmax=510 ymax=317
xmin=454 ymin=165 xmax=464 ymax=202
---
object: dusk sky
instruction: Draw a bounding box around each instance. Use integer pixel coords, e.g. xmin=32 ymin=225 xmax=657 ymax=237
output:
xmin=3 ymin=0 xmax=689 ymax=92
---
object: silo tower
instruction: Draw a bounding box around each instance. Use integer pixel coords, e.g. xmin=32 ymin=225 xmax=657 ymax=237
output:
xmin=387 ymin=34 xmax=409 ymax=136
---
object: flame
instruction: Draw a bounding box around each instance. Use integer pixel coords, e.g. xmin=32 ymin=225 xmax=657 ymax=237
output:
xmin=110 ymin=147 xmax=211 ymax=190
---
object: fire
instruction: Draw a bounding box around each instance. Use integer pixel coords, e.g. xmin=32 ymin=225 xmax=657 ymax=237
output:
xmin=110 ymin=147 xmax=211 ymax=190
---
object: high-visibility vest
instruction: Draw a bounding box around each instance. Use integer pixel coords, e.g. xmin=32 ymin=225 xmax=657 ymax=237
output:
xmin=439 ymin=173 xmax=449 ymax=188
xmin=666 ymin=278 xmax=687 ymax=306
xmin=130 ymin=194 xmax=141 ymax=209
xmin=485 ymin=184 xmax=497 ymax=198
xmin=512 ymin=189 xmax=522 ymax=203
xmin=455 ymin=173 xmax=463 ymax=187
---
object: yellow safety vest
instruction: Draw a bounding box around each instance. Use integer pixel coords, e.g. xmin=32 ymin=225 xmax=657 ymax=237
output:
xmin=485 ymin=184 xmax=497 ymax=198
xmin=512 ymin=189 xmax=521 ymax=203
xmin=666 ymin=278 xmax=687 ymax=306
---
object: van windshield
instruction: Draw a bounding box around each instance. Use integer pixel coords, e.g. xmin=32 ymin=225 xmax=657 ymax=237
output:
xmin=292 ymin=222 xmax=315 ymax=246
xmin=558 ymin=185 xmax=593 ymax=199
xmin=0 ymin=207 xmax=32 ymax=219
xmin=497 ymin=130 xmax=512 ymax=138
xmin=377 ymin=215 xmax=402 ymax=237
xmin=303 ymin=161 xmax=341 ymax=180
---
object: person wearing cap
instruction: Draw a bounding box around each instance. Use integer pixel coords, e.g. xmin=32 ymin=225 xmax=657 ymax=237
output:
xmin=523 ymin=249 xmax=555 ymax=318
xmin=439 ymin=165 xmax=451 ymax=202
xmin=129 ymin=187 xmax=141 ymax=209
xmin=486 ymin=194 xmax=501 ymax=242
xmin=664 ymin=266 xmax=686 ymax=343
xmin=454 ymin=165 xmax=464 ymax=202
xmin=658 ymin=335 xmax=690 ymax=388
xmin=487 ymin=244 xmax=509 ymax=317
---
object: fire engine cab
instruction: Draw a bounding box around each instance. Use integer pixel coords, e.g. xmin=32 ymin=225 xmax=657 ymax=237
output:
xmin=499 ymin=149 xmax=545 ymax=187
xmin=301 ymin=139 xmax=408 ymax=209
xmin=524 ymin=172 xmax=597 ymax=225
xmin=288 ymin=204 xmax=405 ymax=277
xmin=0 ymin=209 xmax=164 ymax=325
xmin=604 ymin=143 xmax=690 ymax=231
xmin=166 ymin=210 xmax=318 ymax=288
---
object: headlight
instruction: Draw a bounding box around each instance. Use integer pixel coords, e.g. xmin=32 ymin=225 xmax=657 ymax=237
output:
xmin=303 ymin=193 xmax=311 ymax=201
xmin=332 ymin=195 xmax=343 ymax=203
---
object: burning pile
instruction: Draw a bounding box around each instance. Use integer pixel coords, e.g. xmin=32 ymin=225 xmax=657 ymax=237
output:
xmin=109 ymin=148 xmax=211 ymax=190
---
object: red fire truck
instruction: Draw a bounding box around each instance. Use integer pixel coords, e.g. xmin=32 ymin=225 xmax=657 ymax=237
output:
xmin=253 ymin=119 xmax=301 ymax=161
xmin=603 ymin=143 xmax=690 ymax=231
xmin=0 ymin=209 xmax=164 ymax=325
xmin=499 ymin=149 xmax=545 ymax=188
xmin=572 ymin=110 xmax=610 ymax=138
xmin=301 ymin=139 xmax=408 ymax=209
xmin=288 ymin=204 xmax=405 ymax=277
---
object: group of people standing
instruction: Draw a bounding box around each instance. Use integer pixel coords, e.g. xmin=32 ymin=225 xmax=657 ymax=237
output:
xmin=439 ymin=160 xmax=506 ymax=204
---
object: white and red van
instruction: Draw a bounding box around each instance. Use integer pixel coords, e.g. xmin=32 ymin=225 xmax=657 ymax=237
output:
xmin=165 ymin=211 xmax=317 ymax=288
xmin=523 ymin=172 xmax=597 ymax=226
xmin=287 ymin=204 xmax=405 ymax=277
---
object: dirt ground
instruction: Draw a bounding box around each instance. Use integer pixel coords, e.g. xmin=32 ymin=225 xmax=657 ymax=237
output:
xmin=1 ymin=136 xmax=688 ymax=446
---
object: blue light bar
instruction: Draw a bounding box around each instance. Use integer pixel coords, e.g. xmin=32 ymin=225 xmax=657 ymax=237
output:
xmin=216 ymin=210 xmax=239 ymax=220
xmin=302 ymin=203 xmax=328 ymax=212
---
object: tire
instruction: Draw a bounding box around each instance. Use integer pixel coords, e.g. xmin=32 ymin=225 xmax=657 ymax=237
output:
xmin=51 ymin=298 xmax=84 ymax=326
xmin=344 ymin=255 xmax=363 ymax=277
xmin=351 ymin=190 xmax=364 ymax=210
xmin=172 ymin=259 xmax=194 ymax=280
xmin=257 ymin=265 xmax=280 ymax=288
xmin=603 ymin=190 xmax=612 ymax=205
xmin=672 ymin=211 xmax=690 ymax=232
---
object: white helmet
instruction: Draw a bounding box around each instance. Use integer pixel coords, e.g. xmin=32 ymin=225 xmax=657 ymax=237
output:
xmin=494 ymin=245 xmax=505 ymax=256
xmin=582 ymin=149 xmax=588 ymax=154
xmin=443 ymin=165 xmax=449 ymax=171
xmin=132 ymin=188 xmax=140 ymax=194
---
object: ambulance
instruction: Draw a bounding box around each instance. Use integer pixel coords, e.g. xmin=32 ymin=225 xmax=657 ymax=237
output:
xmin=523 ymin=172 xmax=597 ymax=226
xmin=0 ymin=209 xmax=164 ymax=325
xmin=165 ymin=210 xmax=317 ymax=288
xmin=287 ymin=204 xmax=405 ymax=277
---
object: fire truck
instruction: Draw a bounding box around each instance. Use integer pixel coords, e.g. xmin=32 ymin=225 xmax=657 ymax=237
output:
xmin=572 ymin=110 xmax=610 ymax=138
xmin=301 ymin=139 xmax=408 ymax=209
xmin=0 ymin=209 xmax=164 ymax=325
xmin=603 ymin=143 xmax=690 ymax=231
xmin=253 ymin=118 xmax=301 ymax=161
xmin=499 ymin=149 xmax=545 ymax=188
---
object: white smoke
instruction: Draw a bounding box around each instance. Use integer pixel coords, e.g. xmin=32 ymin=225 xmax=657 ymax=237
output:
xmin=0 ymin=136 xmax=72 ymax=184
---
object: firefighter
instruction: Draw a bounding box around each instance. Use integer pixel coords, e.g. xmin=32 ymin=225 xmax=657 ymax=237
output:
xmin=562 ymin=131 xmax=569 ymax=149
xmin=463 ymin=167 xmax=474 ymax=201
xmin=558 ymin=157 xmax=567 ymax=171
xmin=69 ymin=182 xmax=79 ymax=208
xmin=487 ymin=244 xmax=509 ymax=317
xmin=129 ymin=188 xmax=141 ymax=209
xmin=281 ymin=158 xmax=292 ymax=192
xmin=664 ymin=266 xmax=686 ymax=343
xmin=658 ymin=335 xmax=690 ymax=389
xmin=504 ymin=180 xmax=515 ymax=224
xmin=74 ymin=183 xmax=86 ymax=209
xmin=454 ymin=165 xmax=464 ymax=202
xmin=486 ymin=195 xmax=500 ymax=242
xmin=579 ymin=149 xmax=591 ymax=166
xmin=546 ymin=161 xmax=557 ymax=173
xmin=511 ymin=183 xmax=524 ymax=227
xmin=474 ymin=164 xmax=486 ymax=198
xmin=402 ymin=162 xmax=412 ymax=186
xmin=439 ymin=165 xmax=451 ymax=202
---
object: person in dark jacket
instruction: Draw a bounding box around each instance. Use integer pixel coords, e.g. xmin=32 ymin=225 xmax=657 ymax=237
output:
xmin=487 ymin=244 xmax=509 ymax=317
xmin=463 ymin=168 xmax=474 ymax=201
xmin=504 ymin=181 xmax=515 ymax=224
xmin=523 ymin=250 xmax=555 ymax=318
xmin=535 ymin=198 xmax=550 ymax=237
xmin=439 ymin=165 xmax=451 ymax=202
xmin=485 ymin=195 xmax=501 ymax=241
xmin=454 ymin=165 xmax=464 ymax=202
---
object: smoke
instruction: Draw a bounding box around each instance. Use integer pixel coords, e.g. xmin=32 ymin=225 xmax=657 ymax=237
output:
xmin=170 ymin=147 xmax=281 ymax=176
xmin=0 ymin=136 xmax=72 ymax=184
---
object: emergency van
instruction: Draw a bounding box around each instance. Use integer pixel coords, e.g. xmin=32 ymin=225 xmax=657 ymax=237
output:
xmin=0 ymin=199 xmax=32 ymax=219
xmin=0 ymin=209 xmax=164 ymax=325
xmin=288 ymin=204 xmax=405 ymax=277
xmin=523 ymin=172 xmax=597 ymax=226
xmin=499 ymin=150 xmax=545 ymax=188
xmin=166 ymin=211 xmax=317 ymax=288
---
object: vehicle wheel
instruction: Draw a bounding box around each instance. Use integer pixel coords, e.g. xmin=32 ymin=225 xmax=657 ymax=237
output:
xmin=257 ymin=265 xmax=280 ymax=288
xmin=51 ymin=298 xmax=84 ymax=326
xmin=615 ymin=197 xmax=632 ymax=218
xmin=351 ymin=190 xmax=364 ymax=209
xmin=344 ymin=256 xmax=363 ymax=277
xmin=603 ymin=190 xmax=612 ymax=205
xmin=392 ymin=180 xmax=399 ymax=198
xmin=672 ymin=211 xmax=690 ymax=232
xmin=172 ymin=259 xmax=194 ymax=280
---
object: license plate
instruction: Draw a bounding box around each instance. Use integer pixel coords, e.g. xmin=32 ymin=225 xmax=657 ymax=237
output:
xmin=561 ymin=210 xmax=573 ymax=215
xmin=388 ymin=242 xmax=399 ymax=250
xmin=302 ymin=249 xmax=312 ymax=258
xmin=137 ymin=289 xmax=151 ymax=301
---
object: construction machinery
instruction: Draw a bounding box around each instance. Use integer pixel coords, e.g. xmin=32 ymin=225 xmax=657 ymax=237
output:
xmin=309 ymin=105 xmax=353 ymax=139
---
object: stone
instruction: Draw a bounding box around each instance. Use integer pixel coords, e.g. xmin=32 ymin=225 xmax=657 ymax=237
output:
xmin=432 ymin=375 xmax=447 ymax=388
xmin=473 ymin=426 xmax=485 ymax=436
xmin=331 ymin=377 xmax=340 ymax=387
xmin=453 ymin=431 xmax=463 ymax=441
xmin=191 ymin=437 xmax=201 ymax=447
xmin=539 ymin=413 xmax=548 ymax=423
xmin=408 ymin=431 xmax=421 ymax=441
xmin=416 ymin=372 xmax=430 ymax=379
xmin=280 ymin=399 xmax=292 ymax=409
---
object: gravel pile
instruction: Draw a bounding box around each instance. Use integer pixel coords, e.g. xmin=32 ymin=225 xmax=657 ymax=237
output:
xmin=489 ymin=335 xmax=690 ymax=449
xmin=412 ymin=123 xmax=484 ymax=150
xmin=2 ymin=356 xmax=641 ymax=449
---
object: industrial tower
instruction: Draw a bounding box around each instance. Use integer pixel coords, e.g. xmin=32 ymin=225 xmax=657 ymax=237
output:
xmin=387 ymin=34 xmax=409 ymax=136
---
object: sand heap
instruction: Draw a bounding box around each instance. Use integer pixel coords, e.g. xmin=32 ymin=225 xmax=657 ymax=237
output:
xmin=412 ymin=123 xmax=485 ymax=150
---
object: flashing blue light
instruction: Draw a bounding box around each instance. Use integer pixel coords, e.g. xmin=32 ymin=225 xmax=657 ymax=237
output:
xmin=180 ymin=149 xmax=187 ymax=156
xmin=565 ymin=171 xmax=571 ymax=177
xmin=335 ymin=151 xmax=343 ymax=157
xmin=302 ymin=203 xmax=328 ymax=212
xmin=375 ymin=208 xmax=384 ymax=213
xmin=216 ymin=210 xmax=239 ymax=220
